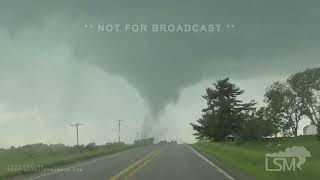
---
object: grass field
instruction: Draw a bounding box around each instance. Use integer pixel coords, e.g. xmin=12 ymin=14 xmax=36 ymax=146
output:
xmin=192 ymin=136 xmax=320 ymax=180
xmin=0 ymin=143 xmax=137 ymax=179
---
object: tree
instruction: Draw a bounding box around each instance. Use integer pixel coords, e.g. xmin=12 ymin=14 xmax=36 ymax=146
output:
xmin=240 ymin=107 xmax=274 ymax=140
xmin=264 ymin=81 xmax=305 ymax=137
xmin=288 ymin=67 xmax=320 ymax=136
xmin=191 ymin=78 xmax=255 ymax=141
xmin=264 ymin=82 xmax=288 ymax=137
xmin=281 ymin=87 xmax=305 ymax=137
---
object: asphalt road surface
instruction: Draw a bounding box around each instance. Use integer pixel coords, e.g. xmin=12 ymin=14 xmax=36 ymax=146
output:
xmin=19 ymin=144 xmax=234 ymax=180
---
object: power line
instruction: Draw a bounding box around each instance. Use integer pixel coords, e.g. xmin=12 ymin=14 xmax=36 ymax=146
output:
xmin=70 ymin=123 xmax=84 ymax=146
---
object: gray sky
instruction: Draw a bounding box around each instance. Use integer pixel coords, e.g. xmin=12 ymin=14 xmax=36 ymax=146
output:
xmin=0 ymin=0 xmax=319 ymax=148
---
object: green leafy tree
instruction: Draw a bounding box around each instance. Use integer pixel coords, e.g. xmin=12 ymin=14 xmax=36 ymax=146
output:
xmin=288 ymin=67 xmax=320 ymax=136
xmin=281 ymin=86 xmax=305 ymax=137
xmin=264 ymin=82 xmax=288 ymax=137
xmin=264 ymin=81 xmax=305 ymax=137
xmin=240 ymin=107 xmax=274 ymax=140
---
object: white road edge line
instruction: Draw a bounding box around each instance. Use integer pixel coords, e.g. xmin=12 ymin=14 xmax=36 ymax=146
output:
xmin=186 ymin=145 xmax=235 ymax=180
xmin=26 ymin=150 xmax=123 ymax=180
xmin=26 ymin=159 xmax=98 ymax=180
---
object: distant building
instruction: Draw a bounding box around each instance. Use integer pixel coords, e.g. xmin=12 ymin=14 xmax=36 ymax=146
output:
xmin=224 ymin=133 xmax=242 ymax=142
xmin=303 ymin=124 xmax=317 ymax=135
xmin=134 ymin=138 xmax=155 ymax=145
xmin=225 ymin=134 xmax=234 ymax=142
xmin=158 ymin=140 xmax=167 ymax=144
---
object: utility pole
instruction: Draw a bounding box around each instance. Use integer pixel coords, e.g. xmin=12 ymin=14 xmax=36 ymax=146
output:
xmin=70 ymin=123 xmax=84 ymax=146
xmin=116 ymin=120 xmax=124 ymax=143
xmin=136 ymin=132 xmax=140 ymax=140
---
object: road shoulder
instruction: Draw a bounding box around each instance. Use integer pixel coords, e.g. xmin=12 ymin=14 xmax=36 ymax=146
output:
xmin=190 ymin=144 xmax=256 ymax=180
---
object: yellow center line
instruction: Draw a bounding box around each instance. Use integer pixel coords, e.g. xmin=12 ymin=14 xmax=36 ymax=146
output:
xmin=124 ymin=150 xmax=161 ymax=180
xmin=109 ymin=150 xmax=159 ymax=180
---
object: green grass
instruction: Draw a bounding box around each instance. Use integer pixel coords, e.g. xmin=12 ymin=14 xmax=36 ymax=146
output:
xmin=192 ymin=136 xmax=320 ymax=180
xmin=0 ymin=144 xmax=138 ymax=179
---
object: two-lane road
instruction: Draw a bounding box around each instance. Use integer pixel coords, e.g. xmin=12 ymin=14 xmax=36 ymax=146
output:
xmin=19 ymin=144 xmax=234 ymax=180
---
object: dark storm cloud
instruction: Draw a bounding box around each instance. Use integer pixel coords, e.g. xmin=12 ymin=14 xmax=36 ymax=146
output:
xmin=1 ymin=0 xmax=320 ymax=119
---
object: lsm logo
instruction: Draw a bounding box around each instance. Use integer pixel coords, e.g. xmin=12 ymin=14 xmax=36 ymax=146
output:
xmin=265 ymin=146 xmax=311 ymax=171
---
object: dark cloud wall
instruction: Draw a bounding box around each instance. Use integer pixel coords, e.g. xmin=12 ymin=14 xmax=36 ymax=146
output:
xmin=1 ymin=0 xmax=320 ymax=122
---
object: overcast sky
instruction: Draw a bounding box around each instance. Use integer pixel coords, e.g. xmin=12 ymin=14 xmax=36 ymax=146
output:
xmin=0 ymin=0 xmax=319 ymax=148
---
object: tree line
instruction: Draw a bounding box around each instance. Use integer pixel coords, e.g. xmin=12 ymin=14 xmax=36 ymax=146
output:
xmin=191 ymin=67 xmax=320 ymax=142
